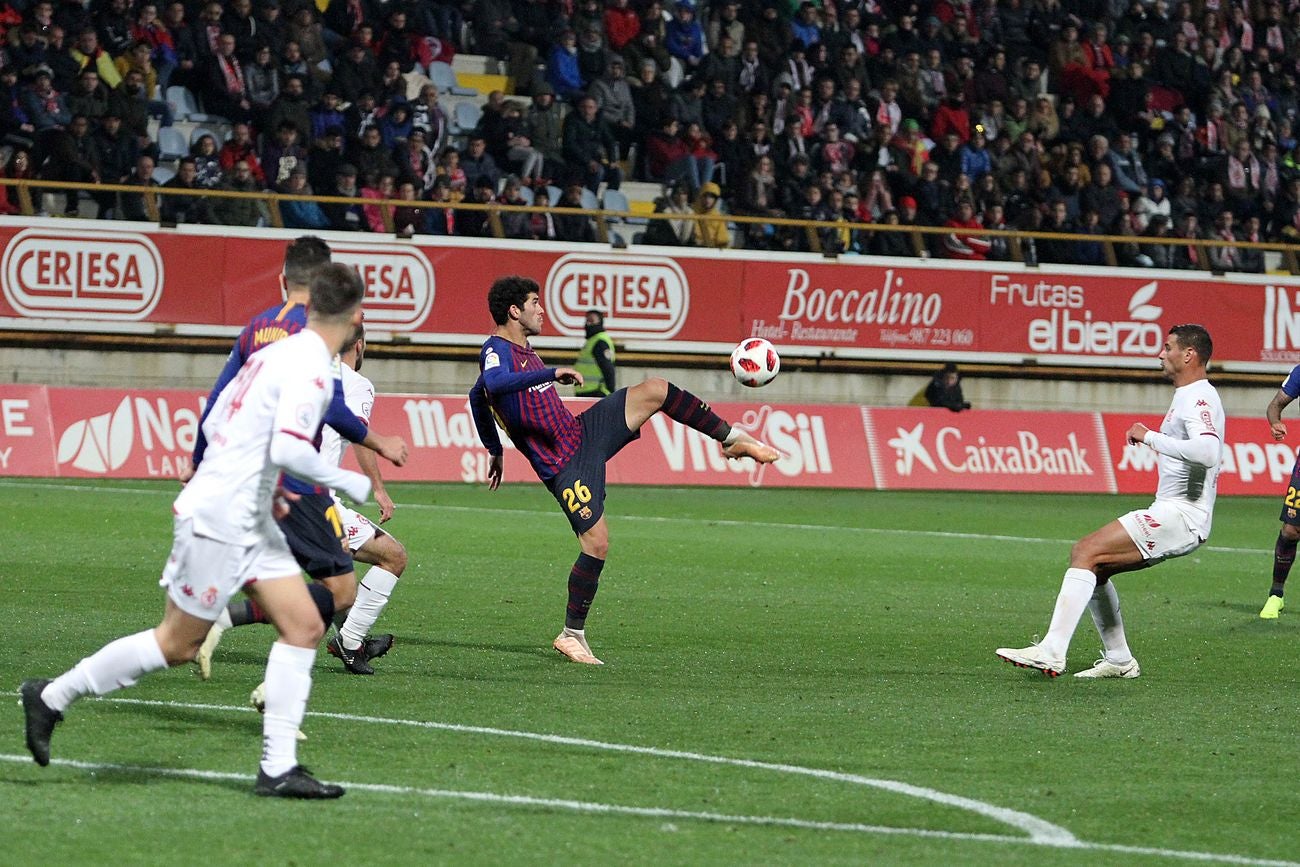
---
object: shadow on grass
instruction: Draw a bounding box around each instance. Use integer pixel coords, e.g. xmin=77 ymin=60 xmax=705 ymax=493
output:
xmin=394 ymin=635 xmax=552 ymax=657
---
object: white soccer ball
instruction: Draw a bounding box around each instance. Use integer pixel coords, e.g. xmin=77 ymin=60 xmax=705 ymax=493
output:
xmin=249 ymin=682 xmax=266 ymax=713
xmin=730 ymin=338 xmax=781 ymax=388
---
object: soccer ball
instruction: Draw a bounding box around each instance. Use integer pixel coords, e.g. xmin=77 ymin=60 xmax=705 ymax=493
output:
xmin=730 ymin=338 xmax=781 ymax=388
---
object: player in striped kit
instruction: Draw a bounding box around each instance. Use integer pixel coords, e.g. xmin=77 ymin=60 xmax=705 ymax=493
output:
xmin=469 ymin=276 xmax=780 ymax=665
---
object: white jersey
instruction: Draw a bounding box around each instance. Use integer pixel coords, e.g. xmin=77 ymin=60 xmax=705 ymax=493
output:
xmin=176 ymin=329 xmax=335 ymax=545
xmin=1152 ymin=378 xmax=1224 ymax=538
xmin=320 ymin=363 xmax=375 ymax=468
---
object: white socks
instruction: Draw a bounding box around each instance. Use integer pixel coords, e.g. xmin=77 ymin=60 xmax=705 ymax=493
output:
xmin=261 ymin=641 xmax=316 ymax=777
xmin=1087 ymin=580 xmax=1133 ymax=664
xmin=42 ymin=629 xmax=168 ymax=713
xmin=338 ymin=567 xmax=399 ymax=651
xmin=1040 ymin=567 xmax=1098 ymax=659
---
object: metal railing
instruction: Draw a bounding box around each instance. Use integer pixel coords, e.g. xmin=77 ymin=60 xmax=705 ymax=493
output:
xmin=3 ymin=177 xmax=1297 ymax=273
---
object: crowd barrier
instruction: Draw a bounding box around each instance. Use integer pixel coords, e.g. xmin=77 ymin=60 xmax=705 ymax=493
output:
xmin=1 ymin=384 xmax=1291 ymax=497
xmin=2 ymin=222 xmax=1300 ymax=372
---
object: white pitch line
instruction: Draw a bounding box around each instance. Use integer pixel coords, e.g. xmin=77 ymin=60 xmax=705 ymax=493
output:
xmin=0 ymin=478 xmax=1264 ymax=554
xmin=0 ymin=747 xmax=1294 ymax=867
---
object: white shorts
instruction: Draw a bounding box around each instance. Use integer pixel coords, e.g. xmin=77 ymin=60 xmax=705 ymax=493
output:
xmin=1118 ymin=501 xmax=1204 ymax=563
xmin=159 ymin=516 xmax=301 ymax=619
xmin=334 ymin=498 xmax=379 ymax=552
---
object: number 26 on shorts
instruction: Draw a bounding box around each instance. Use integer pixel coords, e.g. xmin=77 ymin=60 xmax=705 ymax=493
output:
xmin=561 ymin=480 xmax=592 ymax=513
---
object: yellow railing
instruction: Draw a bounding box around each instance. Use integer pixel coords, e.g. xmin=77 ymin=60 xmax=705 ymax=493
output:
xmin=3 ymin=177 xmax=1297 ymax=273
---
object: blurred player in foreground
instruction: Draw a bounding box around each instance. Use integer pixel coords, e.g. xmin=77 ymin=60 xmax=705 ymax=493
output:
xmin=468 ymin=276 xmax=780 ymax=665
xmin=22 ymin=264 xmax=371 ymax=798
xmin=996 ymin=324 xmax=1223 ymax=679
xmin=1257 ymin=366 xmax=1300 ymax=619
xmin=188 ymin=236 xmax=407 ymax=678
xmin=203 ymin=322 xmax=409 ymax=677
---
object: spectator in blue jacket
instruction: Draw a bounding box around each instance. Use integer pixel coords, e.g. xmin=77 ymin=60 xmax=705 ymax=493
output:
xmin=278 ymin=165 xmax=330 ymax=229
xmin=664 ymin=1 xmax=705 ymax=71
xmin=547 ymin=30 xmax=583 ymax=100
xmin=959 ymin=133 xmax=992 ymax=182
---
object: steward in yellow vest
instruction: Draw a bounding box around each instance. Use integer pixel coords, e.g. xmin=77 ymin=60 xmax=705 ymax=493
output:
xmin=575 ymin=309 xmax=615 ymax=396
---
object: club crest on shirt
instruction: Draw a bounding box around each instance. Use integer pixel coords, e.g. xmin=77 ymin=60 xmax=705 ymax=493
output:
xmin=296 ymin=403 xmax=317 ymax=429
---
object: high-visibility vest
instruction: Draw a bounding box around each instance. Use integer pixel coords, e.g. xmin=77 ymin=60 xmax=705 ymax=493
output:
xmin=575 ymin=331 xmax=614 ymax=396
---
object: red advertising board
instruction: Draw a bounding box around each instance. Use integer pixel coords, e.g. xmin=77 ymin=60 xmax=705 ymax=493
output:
xmin=0 ymin=385 xmax=54 ymax=477
xmin=0 ymin=222 xmax=1294 ymax=368
xmin=6 ymin=383 xmax=1296 ymax=500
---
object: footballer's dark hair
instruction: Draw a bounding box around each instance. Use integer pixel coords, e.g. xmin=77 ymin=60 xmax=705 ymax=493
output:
xmin=1170 ymin=323 xmax=1212 ymax=364
xmin=488 ymin=275 xmax=539 ymax=325
xmin=309 ymin=263 xmax=364 ymax=318
xmin=283 ymin=235 xmax=332 ymax=286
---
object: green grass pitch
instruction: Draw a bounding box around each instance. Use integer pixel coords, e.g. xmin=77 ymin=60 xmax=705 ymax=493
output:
xmin=2 ymin=478 xmax=1297 ymax=866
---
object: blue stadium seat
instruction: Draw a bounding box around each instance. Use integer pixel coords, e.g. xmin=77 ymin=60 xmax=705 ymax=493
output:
xmin=546 ymin=184 xmax=562 ymax=206
xmin=157 ymin=127 xmax=187 ymax=162
xmin=428 ymin=61 xmax=477 ymax=97
xmin=601 ymin=188 xmax=644 ymax=225
xmin=453 ymin=101 xmax=482 ymax=136
xmin=189 ymin=127 xmax=217 ymax=147
xmin=151 ymin=165 xmax=175 ymax=185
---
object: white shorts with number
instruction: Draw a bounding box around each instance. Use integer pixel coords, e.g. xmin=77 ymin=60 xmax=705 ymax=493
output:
xmin=333 ymin=497 xmax=379 ymax=552
xmin=1118 ymin=500 xmax=1204 ymax=563
xmin=159 ymin=516 xmax=302 ymax=619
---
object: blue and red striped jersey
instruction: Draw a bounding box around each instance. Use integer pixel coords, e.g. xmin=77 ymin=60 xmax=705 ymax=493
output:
xmin=469 ymin=335 xmax=582 ymax=481
xmin=193 ymin=300 xmax=369 ymax=494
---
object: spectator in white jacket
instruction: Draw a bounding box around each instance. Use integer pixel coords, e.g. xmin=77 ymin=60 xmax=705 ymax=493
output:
xmin=1131 ymin=178 xmax=1171 ymax=232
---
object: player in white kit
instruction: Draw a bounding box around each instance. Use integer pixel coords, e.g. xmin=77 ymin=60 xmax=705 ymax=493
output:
xmin=996 ymin=324 xmax=1223 ymax=679
xmin=21 ymin=264 xmax=371 ymax=798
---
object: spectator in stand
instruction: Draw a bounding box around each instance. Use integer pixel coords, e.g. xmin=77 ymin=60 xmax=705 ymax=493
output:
xmin=591 ymin=58 xmax=637 ymax=162
xmin=392 ymin=178 xmax=430 ymax=238
xmin=694 ymin=180 xmax=730 ymax=248
xmin=665 ymin=1 xmax=706 ymax=73
xmin=309 ymin=88 xmax=346 ymax=143
xmin=552 ymin=180 xmax=597 ymax=242
xmin=333 ymin=39 xmax=378 ymax=104
xmin=22 ymin=68 xmax=71 ymax=134
xmin=410 ymin=84 xmax=449 ymax=156
xmin=245 ymin=44 xmax=281 ymax=129
xmin=377 ymin=97 xmax=414 ymax=150
xmin=460 ymin=135 xmax=502 ymax=196
xmin=69 ymin=28 xmax=121 ymax=90
xmin=322 ymin=162 xmax=363 ymax=231
xmin=644 ymin=181 xmax=696 ymax=246
xmin=351 ymin=123 xmax=398 ymax=180
xmin=547 ymin=30 xmax=583 ymax=101
xmin=360 ymin=171 xmax=396 ymax=233
xmin=454 ymin=175 xmax=496 ymax=237
xmin=1238 ymin=214 xmax=1266 ymax=274
xmin=305 ymin=123 xmax=345 ymax=195
xmin=925 ymin=363 xmax=972 ymax=411
xmin=563 ymin=95 xmax=622 ymax=193
xmin=1131 ymin=178 xmax=1171 ymax=232
xmin=943 ymin=198 xmax=992 ymax=260
xmin=202 ymin=32 xmax=252 ymax=123
xmin=213 ymin=158 xmax=262 ymax=226
xmin=266 ymin=73 xmax=312 ymax=143
xmin=218 ymin=121 xmax=264 ymax=186
xmin=343 ymin=90 xmax=379 ymax=141
xmin=190 ymin=133 xmax=222 ymax=189
xmin=393 ymin=127 xmax=435 ymax=193
xmin=261 ymin=120 xmax=307 ymax=187
xmin=495 ymin=175 xmax=533 ymax=240
xmin=605 ymin=0 xmax=640 ymax=53
xmin=159 ymin=156 xmax=215 ymax=224
xmin=285 ymin=6 xmax=329 ymax=87
xmin=160 ymin=2 xmax=198 ymax=91
xmin=65 ymin=68 xmax=107 ymax=122
xmin=0 ymin=146 xmax=32 ymax=215
xmin=116 ymin=152 xmax=157 ymax=221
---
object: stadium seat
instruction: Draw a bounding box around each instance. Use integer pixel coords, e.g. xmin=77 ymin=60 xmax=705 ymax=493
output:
xmin=165 ymin=85 xmax=223 ymax=124
xmin=546 ymin=184 xmax=562 ymax=206
xmin=151 ymin=165 xmax=175 ymax=185
xmin=452 ymin=101 xmax=482 ymax=136
xmin=601 ymin=188 xmax=644 ymax=224
xmin=157 ymin=127 xmax=187 ymax=162
xmin=428 ymin=61 xmax=477 ymax=97
xmin=516 ymin=184 xmax=535 ymax=206
xmin=579 ymin=188 xmax=599 ymax=212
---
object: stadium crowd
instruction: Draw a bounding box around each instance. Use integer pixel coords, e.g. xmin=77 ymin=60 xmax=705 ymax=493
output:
xmin=0 ymin=0 xmax=1296 ymax=267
